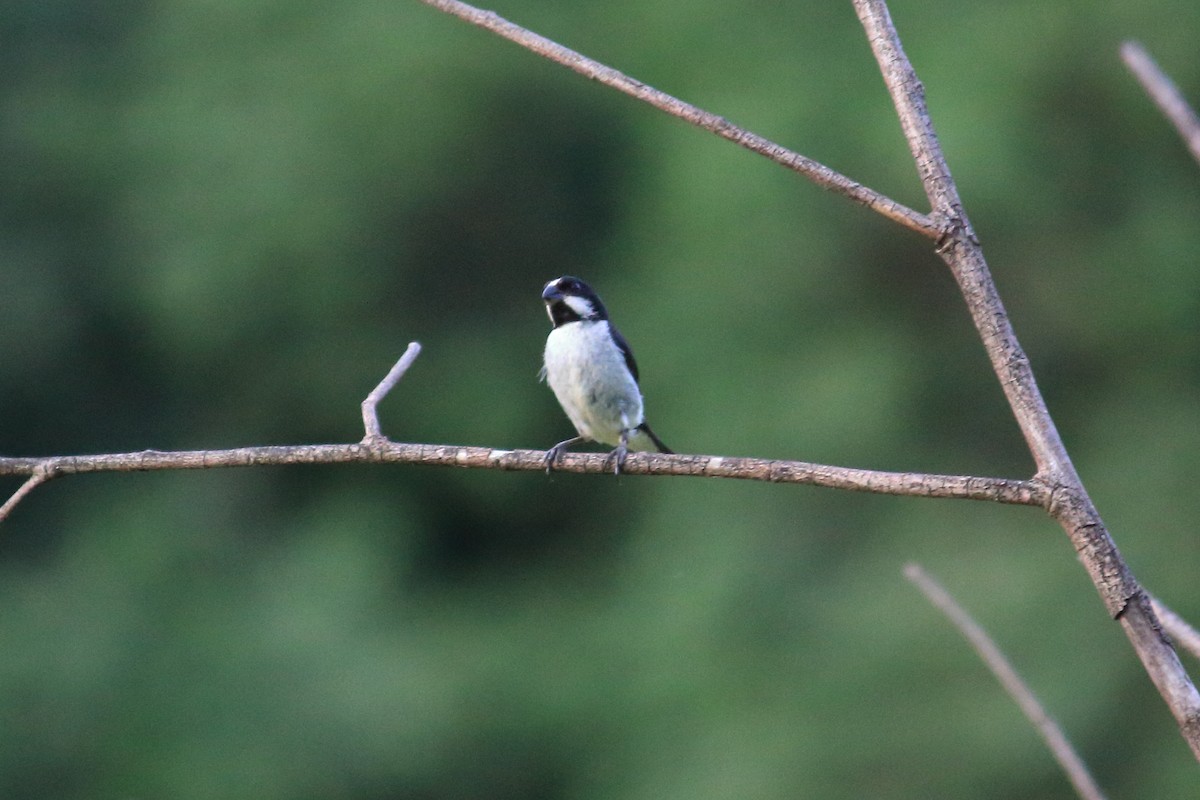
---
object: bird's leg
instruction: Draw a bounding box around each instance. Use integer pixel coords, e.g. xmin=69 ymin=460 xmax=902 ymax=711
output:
xmin=608 ymin=430 xmax=631 ymax=476
xmin=545 ymin=436 xmax=584 ymax=474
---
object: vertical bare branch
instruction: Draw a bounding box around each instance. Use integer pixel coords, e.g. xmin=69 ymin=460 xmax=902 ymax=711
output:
xmin=851 ymin=0 xmax=1067 ymax=478
xmin=905 ymin=564 xmax=1108 ymax=800
xmin=1121 ymin=41 xmax=1200 ymax=167
xmin=851 ymin=0 xmax=1200 ymax=758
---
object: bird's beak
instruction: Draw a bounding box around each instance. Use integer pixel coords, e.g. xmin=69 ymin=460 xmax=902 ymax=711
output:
xmin=541 ymin=282 xmax=563 ymax=303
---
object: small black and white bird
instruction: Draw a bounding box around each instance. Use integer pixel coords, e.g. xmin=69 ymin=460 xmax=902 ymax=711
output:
xmin=540 ymin=275 xmax=672 ymax=474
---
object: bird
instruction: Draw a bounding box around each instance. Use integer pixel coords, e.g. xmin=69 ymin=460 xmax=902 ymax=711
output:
xmin=540 ymin=275 xmax=672 ymax=474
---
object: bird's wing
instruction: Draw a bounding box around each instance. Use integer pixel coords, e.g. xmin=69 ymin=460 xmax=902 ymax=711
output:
xmin=607 ymin=323 xmax=640 ymax=383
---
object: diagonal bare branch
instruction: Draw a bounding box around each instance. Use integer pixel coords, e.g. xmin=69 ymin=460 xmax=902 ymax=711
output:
xmin=7 ymin=0 xmax=1196 ymax=765
xmin=852 ymin=0 xmax=1067 ymax=478
xmin=362 ymin=342 xmax=423 ymax=441
xmin=1121 ymin=41 xmax=1200 ymax=167
xmin=416 ymin=0 xmax=940 ymax=238
xmin=0 ymin=471 xmax=54 ymax=523
xmin=905 ymin=564 xmax=1108 ymax=800
xmin=852 ymin=0 xmax=1200 ymax=758
xmin=1152 ymin=596 xmax=1200 ymax=664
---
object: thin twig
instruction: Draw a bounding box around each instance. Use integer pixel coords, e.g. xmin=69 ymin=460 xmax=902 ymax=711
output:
xmin=905 ymin=564 xmax=1108 ymax=800
xmin=1121 ymin=41 xmax=1200 ymax=167
xmin=852 ymin=0 xmax=1200 ymax=757
xmin=1152 ymin=596 xmax=1200 ymax=663
xmin=0 ymin=471 xmax=53 ymax=523
xmin=362 ymin=341 xmax=422 ymax=441
xmin=415 ymin=0 xmax=940 ymax=239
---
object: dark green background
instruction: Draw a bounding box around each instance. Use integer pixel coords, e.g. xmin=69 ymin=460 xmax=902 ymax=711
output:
xmin=2 ymin=1 xmax=1198 ymax=797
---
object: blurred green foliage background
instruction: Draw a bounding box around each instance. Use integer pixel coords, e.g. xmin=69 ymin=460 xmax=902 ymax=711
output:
xmin=2 ymin=0 xmax=1199 ymax=797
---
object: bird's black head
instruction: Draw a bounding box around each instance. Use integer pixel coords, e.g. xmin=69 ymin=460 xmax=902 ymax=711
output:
xmin=542 ymin=276 xmax=609 ymax=327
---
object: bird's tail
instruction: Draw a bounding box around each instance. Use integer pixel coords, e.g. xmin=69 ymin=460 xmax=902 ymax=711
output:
xmin=636 ymin=423 xmax=672 ymax=454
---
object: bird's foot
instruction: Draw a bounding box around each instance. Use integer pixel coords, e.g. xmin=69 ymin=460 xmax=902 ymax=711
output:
xmin=544 ymin=444 xmax=565 ymax=474
xmin=544 ymin=436 xmax=583 ymax=474
xmin=606 ymin=434 xmax=630 ymax=476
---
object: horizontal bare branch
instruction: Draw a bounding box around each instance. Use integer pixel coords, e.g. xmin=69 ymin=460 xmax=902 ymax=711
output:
xmin=0 ymin=341 xmax=1042 ymax=520
xmin=0 ymin=443 xmax=1046 ymax=511
xmin=416 ymin=0 xmax=940 ymax=238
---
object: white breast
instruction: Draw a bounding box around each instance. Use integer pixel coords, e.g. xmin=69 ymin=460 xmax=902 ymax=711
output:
xmin=543 ymin=320 xmax=644 ymax=447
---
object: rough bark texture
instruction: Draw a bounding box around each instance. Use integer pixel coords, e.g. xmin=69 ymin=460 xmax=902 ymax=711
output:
xmin=0 ymin=445 xmax=1044 ymax=505
xmin=853 ymin=0 xmax=1200 ymax=758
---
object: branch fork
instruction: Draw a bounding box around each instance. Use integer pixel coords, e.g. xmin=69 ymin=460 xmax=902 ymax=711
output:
xmin=2 ymin=0 xmax=1199 ymax=769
